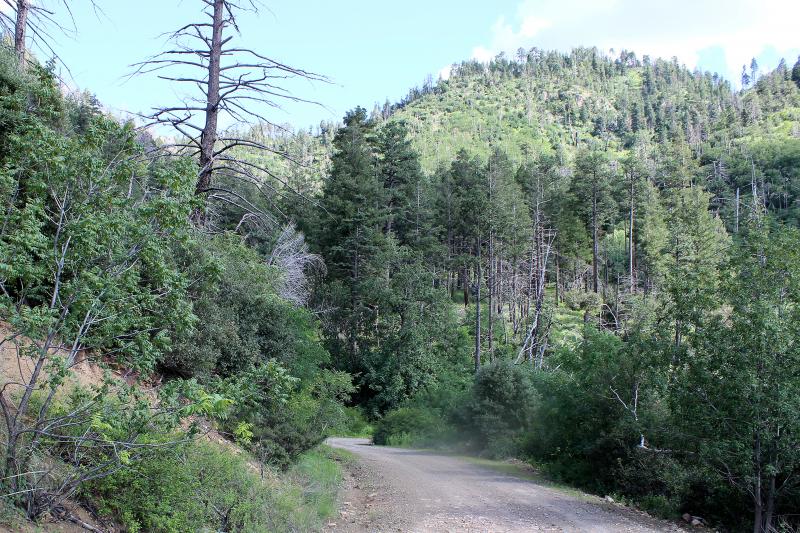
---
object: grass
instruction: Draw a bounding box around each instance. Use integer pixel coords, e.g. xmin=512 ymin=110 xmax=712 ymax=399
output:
xmin=284 ymin=445 xmax=353 ymax=529
xmin=289 ymin=445 xmax=353 ymax=525
xmin=0 ymin=498 xmax=26 ymax=531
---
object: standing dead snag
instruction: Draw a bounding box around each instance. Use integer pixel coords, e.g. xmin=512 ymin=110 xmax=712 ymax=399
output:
xmin=516 ymin=226 xmax=556 ymax=368
xmin=133 ymin=0 xmax=327 ymax=225
xmin=0 ymin=0 xmax=95 ymax=70
xmin=12 ymin=0 xmax=28 ymax=66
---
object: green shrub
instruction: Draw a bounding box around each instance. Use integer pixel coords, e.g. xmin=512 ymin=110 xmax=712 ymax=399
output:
xmin=373 ymin=406 xmax=447 ymax=446
xmin=337 ymin=406 xmax=374 ymax=437
xmin=163 ymin=235 xmax=329 ymax=381
xmin=89 ymin=440 xmax=343 ymax=533
xmin=466 ymin=362 xmax=538 ymax=458
xmin=563 ymin=289 xmax=602 ymax=313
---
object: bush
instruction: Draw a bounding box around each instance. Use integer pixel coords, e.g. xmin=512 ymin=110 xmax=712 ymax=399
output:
xmin=466 ymin=362 xmax=538 ymax=458
xmin=216 ymin=367 xmax=355 ymax=470
xmin=373 ymin=406 xmax=447 ymax=446
xmin=563 ymin=289 xmax=602 ymax=313
xmin=89 ymin=440 xmax=343 ymax=533
xmin=337 ymin=406 xmax=374 ymax=437
xmin=163 ymin=235 xmax=329 ymax=381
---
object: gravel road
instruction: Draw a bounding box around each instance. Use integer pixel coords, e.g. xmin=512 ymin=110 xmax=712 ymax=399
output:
xmin=326 ymin=437 xmax=687 ymax=533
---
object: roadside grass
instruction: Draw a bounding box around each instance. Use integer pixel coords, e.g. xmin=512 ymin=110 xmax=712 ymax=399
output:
xmin=0 ymin=499 xmax=26 ymax=532
xmin=285 ymin=445 xmax=354 ymax=529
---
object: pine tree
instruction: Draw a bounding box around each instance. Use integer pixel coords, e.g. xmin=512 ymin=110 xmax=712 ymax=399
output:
xmin=572 ymin=149 xmax=617 ymax=293
xmin=375 ymin=120 xmax=427 ymax=248
xmin=662 ymin=186 xmax=729 ymax=347
xmin=316 ymin=107 xmax=384 ymax=282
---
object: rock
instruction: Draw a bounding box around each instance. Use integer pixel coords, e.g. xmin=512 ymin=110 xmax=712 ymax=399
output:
xmin=682 ymin=513 xmax=692 ymax=522
xmin=691 ymin=517 xmax=704 ymax=527
xmin=604 ymin=496 xmax=615 ymax=503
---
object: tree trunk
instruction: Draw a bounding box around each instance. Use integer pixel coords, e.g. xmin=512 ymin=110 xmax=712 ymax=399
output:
xmin=735 ymin=187 xmax=740 ymax=234
xmin=763 ymin=473 xmax=776 ymax=533
xmin=475 ymin=238 xmax=482 ymax=373
xmin=487 ymin=231 xmax=494 ymax=362
xmin=462 ymin=267 xmax=469 ymax=307
xmin=592 ymin=183 xmax=599 ymax=293
xmin=629 ymin=173 xmax=635 ymax=292
xmin=554 ymin=253 xmax=560 ymax=305
xmin=14 ymin=0 xmax=29 ymax=69
xmin=194 ymin=0 xmax=224 ymax=222
xmin=753 ymin=432 xmax=762 ymax=533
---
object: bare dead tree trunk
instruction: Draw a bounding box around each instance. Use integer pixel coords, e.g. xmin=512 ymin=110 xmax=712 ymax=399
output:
xmin=592 ymin=182 xmax=599 ymax=293
xmin=475 ymin=237 xmax=481 ymax=373
xmin=517 ymin=222 xmax=556 ymax=367
xmin=14 ymin=0 xmax=29 ymax=68
xmin=629 ymin=171 xmax=635 ymax=292
xmin=133 ymin=0 xmax=326 ymax=227
xmin=487 ymin=230 xmax=494 ymax=361
xmin=196 ymin=0 xmax=224 ymax=207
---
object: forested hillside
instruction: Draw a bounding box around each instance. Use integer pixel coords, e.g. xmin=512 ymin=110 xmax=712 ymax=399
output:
xmin=284 ymin=49 xmax=800 ymax=532
xmin=0 ymin=2 xmax=360 ymax=530
xmin=1 ymin=0 xmax=800 ymax=531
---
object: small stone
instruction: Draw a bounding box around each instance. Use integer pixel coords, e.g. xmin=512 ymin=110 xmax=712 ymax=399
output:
xmin=691 ymin=518 xmax=703 ymax=527
xmin=604 ymin=496 xmax=614 ymax=503
xmin=682 ymin=513 xmax=692 ymax=522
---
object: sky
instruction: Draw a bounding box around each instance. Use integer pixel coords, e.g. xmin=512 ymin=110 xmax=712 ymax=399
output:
xmin=8 ymin=0 xmax=800 ymax=130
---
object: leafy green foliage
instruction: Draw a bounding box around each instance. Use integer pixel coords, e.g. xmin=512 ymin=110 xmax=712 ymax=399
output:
xmin=88 ymin=441 xmax=343 ymax=533
xmin=0 ymin=44 xmax=351 ymax=524
xmin=465 ymin=362 xmax=538 ymax=458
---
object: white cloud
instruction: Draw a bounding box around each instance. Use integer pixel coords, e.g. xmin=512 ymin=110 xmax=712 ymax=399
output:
xmin=438 ymin=64 xmax=452 ymax=80
xmin=472 ymin=0 xmax=800 ymax=83
xmin=471 ymin=45 xmax=496 ymax=63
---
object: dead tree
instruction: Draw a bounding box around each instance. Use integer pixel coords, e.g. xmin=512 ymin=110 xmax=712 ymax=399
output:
xmin=0 ymin=0 xmax=96 ymax=70
xmin=133 ymin=0 xmax=326 ymax=225
xmin=12 ymin=0 xmax=28 ymax=65
xmin=266 ymin=223 xmax=325 ymax=306
xmin=516 ymin=226 xmax=556 ymax=368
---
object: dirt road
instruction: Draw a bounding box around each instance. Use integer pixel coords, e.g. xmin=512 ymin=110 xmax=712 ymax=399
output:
xmin=326 ymin=438 xmax=685 ymax=533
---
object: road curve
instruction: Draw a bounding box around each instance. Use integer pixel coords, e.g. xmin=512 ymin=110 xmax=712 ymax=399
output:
xmin=326 ymin=437 xmax=685 ymax=533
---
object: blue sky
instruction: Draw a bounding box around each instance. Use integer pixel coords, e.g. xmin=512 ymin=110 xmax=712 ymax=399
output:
xmin=10 ymin=0 xmax=800 ymax=130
